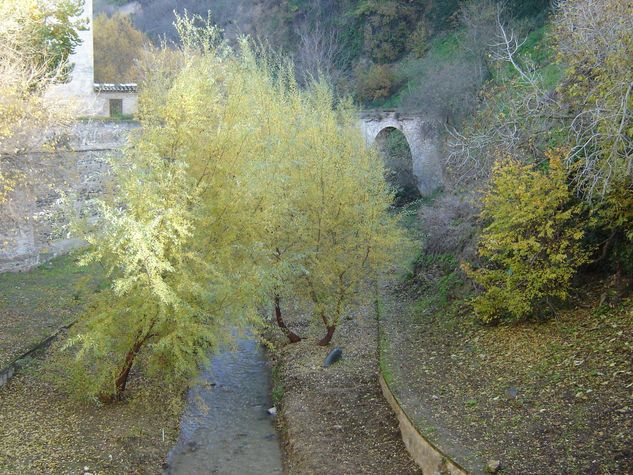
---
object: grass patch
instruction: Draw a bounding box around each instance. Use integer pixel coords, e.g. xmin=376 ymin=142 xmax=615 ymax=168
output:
xmin=377 ymin=31 xmax=462 ymax=109
xmin=378 ymin=196 xmax=633 ymax=472
xmin=0 ymin=252 xmax=104 ymax=368
xmin=376 ymin=291 xmax=395 ymax=386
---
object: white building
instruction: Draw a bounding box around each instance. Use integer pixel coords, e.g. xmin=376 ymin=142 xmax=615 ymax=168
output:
xmin=51 ymin=0 xmax=139 ymax=117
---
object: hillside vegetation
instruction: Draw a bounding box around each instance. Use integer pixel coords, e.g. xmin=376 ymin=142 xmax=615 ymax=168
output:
xmin=95 ymin=0 xmax=548 ymax=111
xmin=386 ymin=1 xmax=633 ymax=470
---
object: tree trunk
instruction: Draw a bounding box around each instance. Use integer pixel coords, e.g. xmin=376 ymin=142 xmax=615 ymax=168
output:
xmin=274 ymin=294 xmax=301 ymax=343
xmin=317 ymin=325 xmax=336 ymax=346
xmin=113 ymin=337 xmax=145 ymax=399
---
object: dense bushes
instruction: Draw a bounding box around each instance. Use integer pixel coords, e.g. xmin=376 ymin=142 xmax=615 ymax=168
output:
xmin=436 ymin=0 xmax=633 ymax=323
xmin=594 ymin=179 xmax=633 ymax=277
xmin=464 ymin=153 xmax=590 ymax=323
xmin=356 ymin=63 xmax=394 ymax=103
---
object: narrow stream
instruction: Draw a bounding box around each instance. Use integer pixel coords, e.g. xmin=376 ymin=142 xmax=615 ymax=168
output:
xmin=165 ymin=338 xmax=283 ymax=475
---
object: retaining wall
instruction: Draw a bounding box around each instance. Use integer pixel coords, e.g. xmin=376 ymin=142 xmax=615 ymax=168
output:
xmin=0 ymin=323 xmax=73 ymax=389
xmin=379 ymin=374 xmax=468 ymax=475
xmin=0 ymin=120 xmax=138 ymax=272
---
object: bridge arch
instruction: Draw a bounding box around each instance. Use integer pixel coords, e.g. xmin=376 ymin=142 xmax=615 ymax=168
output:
xmin=374 ymin=127 xmax=421 ymax=204
xmin=359 ymin=111 xmax=443 ymax=197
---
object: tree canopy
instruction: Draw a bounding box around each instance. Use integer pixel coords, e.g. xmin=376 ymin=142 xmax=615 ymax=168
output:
xmin=62 ymin=14 xmax=403 ymax=400
xmin=93 ymin=12 xmax=148 ymax=83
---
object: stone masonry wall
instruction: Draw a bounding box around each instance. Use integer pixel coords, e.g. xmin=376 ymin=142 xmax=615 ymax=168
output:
xmin=0 ymin=120 xmax=139 ymax=273
xmin=358 ymin=111 xmax=444 ymax=197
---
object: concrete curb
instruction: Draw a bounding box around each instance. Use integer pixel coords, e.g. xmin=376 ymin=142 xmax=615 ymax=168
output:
xmin=379 ymin=373 xmax=468 ymax=475
xmin=376 ymin=288 xmax=481 ymax=474
xmin=0 ymin=322 xmax=74 ymax=389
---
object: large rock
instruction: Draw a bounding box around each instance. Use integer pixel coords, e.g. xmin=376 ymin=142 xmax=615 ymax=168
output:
xmin=323 ymin=347 xmax=343 ymax=367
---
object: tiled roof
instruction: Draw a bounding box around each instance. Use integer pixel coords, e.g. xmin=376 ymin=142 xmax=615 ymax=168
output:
xmin=94 ymin=83 xmax=138 ymax=93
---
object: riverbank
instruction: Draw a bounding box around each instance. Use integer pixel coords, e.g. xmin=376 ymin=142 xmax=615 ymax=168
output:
xmin=0 ymin=346 xmax=182 ymax=474
xmin=0 ymin=253 xmax=418 ymax=474
xmin=13 ymin=241 xmax=630 ymax=474
xmin=0 ymin=255 xmax=183 ymax=474
xmin=0 ymin=254 xmax=102 ymax=371
xmin=380 ymin=270 xmax=633 ymax=474
xmin=272 ymin=303 xmax=421 ymax=474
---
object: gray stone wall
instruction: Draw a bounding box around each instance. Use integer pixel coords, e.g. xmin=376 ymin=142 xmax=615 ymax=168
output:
xmin=0 ymin=120 xmax=138 ymax=273
xmin=359 ymin=111 xmax=444 ymax=197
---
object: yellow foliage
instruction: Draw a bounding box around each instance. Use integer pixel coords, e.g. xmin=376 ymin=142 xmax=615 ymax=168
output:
xmin=0 ymin=0 xmax=81 ymax=204
xmin=356 ymin=64 xmax=395 ymax=102
xmin=594 ymin=178 xmax=633 ymax=273
xmin=93 ymin=13 xmax=148 ymax=83
xmin=64 ymin=13 xmax=405 ymax=398
xmin=257 ymin=78 xmax=404 ymax=343
xmin=465 ymin=150 xmax=591 ymax=322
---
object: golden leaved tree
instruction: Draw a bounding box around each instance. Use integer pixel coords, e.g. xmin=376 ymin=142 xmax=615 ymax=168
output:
xmin=63 ymin=14 xmax=404 ymax=400
xmin=93 ymin=13 xmax=148 ymax=83
xmin=281 ymin=90 xmax=402 ymax=345
xmin=256 ymin=75 xmax=404 ymax=345
xmin=464 ymin=151 xmax=590 ymax=323
xmin=63 ymin=16 xmax=271 ymax=401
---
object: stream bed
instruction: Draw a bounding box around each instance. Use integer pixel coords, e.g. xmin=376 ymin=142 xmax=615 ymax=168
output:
xmin=165 ymin=338 xmax=283 ymax=475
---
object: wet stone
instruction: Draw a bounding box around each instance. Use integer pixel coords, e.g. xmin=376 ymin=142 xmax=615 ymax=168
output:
xmin=486 ymin=459 xmax=501 ymax=473
xmin=323 ymin=347 xmax=343 ymax=367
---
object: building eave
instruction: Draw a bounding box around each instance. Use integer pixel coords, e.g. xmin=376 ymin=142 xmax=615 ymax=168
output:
xmin=94 ymin=83 xmax=138 ymax=93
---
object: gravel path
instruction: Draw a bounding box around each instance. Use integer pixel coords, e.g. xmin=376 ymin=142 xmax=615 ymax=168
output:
xmin=275 ymin=303 xmax=421 ymax=474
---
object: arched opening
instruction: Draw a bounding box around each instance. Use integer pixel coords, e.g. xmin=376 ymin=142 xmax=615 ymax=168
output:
xmin=374 ymin=127 xmax=421 ymax=205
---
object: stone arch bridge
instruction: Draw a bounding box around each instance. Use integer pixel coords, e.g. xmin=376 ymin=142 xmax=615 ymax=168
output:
xmin=358 ymin=110 xmax=443 ymax=196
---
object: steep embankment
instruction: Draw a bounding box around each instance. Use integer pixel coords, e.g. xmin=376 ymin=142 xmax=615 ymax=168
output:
xmin=378 ymin=196 xmax=633 ymax=473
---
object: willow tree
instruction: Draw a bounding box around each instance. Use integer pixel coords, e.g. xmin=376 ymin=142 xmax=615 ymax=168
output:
xmin=280 ymin=87 xmax=404 ymax=345
xmin=64 ymin=14 xmax=405 ymax=400
xmin=235 ymin=47 xmax=405 ymax=345
xmin=64 ymin=17 xmax=272 ymax=400
xmin=247 ymin=74 xmax=404 ymax=344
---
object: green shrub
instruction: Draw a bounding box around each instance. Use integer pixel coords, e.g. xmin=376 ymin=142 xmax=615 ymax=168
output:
xmin=464 ymin=151 xmax=591 ymax=323
xmin=356 ymin=63 xmax=395 ymax=103
xmin=408 ymin=22 xmax=430 ymax=58
xmin=594 ymin=178 xmax=633 ymax=276
xmin=353 ymin=0 xmax=421 ymax=63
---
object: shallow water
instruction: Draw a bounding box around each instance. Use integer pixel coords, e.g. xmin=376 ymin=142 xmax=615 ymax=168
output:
xmin=165 ymin=338 xmax=283 ymax=475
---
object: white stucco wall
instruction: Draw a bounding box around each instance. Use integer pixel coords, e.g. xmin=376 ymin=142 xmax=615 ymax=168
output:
xmin=48 ymin=0 xmax=97 ymax=114
xmin=93 ymin=92 xmax=139 ymax=117
xmin=48 ymin=0 xmax=139 ymax=117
